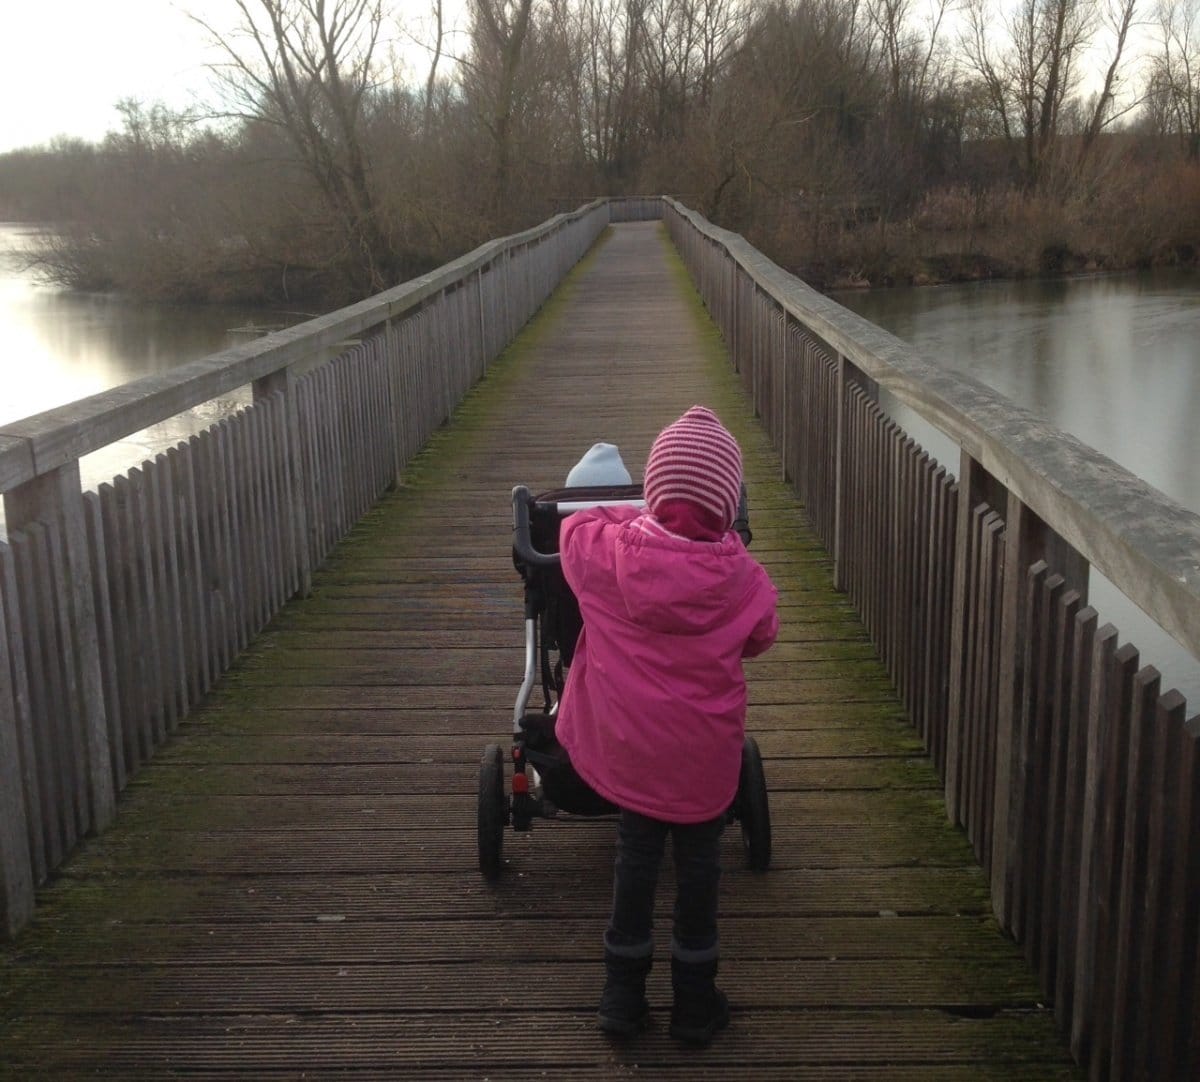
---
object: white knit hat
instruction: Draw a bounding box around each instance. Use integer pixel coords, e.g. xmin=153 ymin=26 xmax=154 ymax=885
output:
xmin=565 ymin=442 xmax=633 ymax=486
xmin=643 ymin=406 xmax=742 ymax=527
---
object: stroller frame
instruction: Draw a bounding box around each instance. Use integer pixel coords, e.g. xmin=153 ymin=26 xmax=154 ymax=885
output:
xmin=476 ymin=483 xmax=771 ymax=880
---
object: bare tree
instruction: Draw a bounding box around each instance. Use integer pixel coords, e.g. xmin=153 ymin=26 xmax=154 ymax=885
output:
xmin=424 ymin=0 xmax=447 ymax=134
xmin=1077 ymin=0 xmax=1142 ymax=164
xmin=961 ymin=0 xmax=1097 ymax=182
xmin=464 ymin=0 xmax=539 ymax=219
xmin=1149 ymin=0 xmax=1200 ymax=156
xmin=191 ymin=0 xmax=394 ymax=294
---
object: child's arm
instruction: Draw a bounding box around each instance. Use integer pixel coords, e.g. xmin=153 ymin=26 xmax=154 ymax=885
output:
xmin=742 ymin=569 xmax=779 ymax=659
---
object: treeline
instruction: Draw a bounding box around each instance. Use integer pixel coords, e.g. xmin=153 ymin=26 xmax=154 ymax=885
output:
xmin=2 ymin=0 xmax=1199 ymax=305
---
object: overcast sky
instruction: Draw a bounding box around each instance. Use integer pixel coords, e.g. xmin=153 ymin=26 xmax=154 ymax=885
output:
xmin=1 ymin=1 xmax=1152 ymax=155
xmin=0 ymin=0 xmax=466 ymax=154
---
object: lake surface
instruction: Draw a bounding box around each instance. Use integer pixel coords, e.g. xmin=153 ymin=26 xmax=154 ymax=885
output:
xmin=0 ymin=222 xmax=307 ymax=501
xmin=835 ymin=270 xmax=1200 ymax=704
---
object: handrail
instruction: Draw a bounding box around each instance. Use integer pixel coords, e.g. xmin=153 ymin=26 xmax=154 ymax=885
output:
xmin=0 ymin=200 xmax=608 ymax=493
xmin=665 ymin=197 xmax=1200 ymax=661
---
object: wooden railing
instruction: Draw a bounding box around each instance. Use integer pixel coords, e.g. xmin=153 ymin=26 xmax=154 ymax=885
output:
xmin=660 ymin=197 xmax=1200 ymax=1081
xmin=0 ymin=201 xmax=611 ymax=936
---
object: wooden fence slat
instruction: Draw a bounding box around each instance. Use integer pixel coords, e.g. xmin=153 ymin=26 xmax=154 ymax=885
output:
xmin=1130 ymin=687 xmax=1186 ymax=1078
xmin=1086 ymin=641 xmax=1141 ymax=1081
xmin=114 ymin=472 xmax=148 ymax=763
xmin=82 ymin=492 xmax=124 ymax=793
xmin=1009 ymin=561 xmax=1048 ymax=945
xmin=1038 ymin=586 xmax=1082 ymax=996
xmin=217 ymin=419 xmax=249 ymax=655
xmin=130 ymin=466 xmax=167 ymax=748
xmin=1107 ymin=664 xmax=1161 ymax=1079
xmin=45 ymin=520 xmax=88 ymax=840
xmin=147 ymin=455 xmax=181 ymax=732
xmin=12 ymin=528 xmax=65 ymax=870
xmin=1053 ymin=605 xmax=1098 ymax=1033
xmin=169 ymin=446 xmax=203 ymax=704
xmin=0 ymin=540 xmax=34 ymax=933
xmin=1022 ymin=569 xmax=1066 ymax=965
xmin=99 ymin=481 xmax=134 ymax=779
xmin=1 ymin=541 xmax=45 ymax=886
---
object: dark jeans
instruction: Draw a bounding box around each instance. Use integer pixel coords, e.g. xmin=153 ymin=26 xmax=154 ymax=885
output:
xmin=605 ymin=808 xmax=725 ymax=963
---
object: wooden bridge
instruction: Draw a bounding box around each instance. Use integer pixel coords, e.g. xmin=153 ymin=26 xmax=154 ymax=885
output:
xmin=0 ymin=201 xmax=1197 ymax=1079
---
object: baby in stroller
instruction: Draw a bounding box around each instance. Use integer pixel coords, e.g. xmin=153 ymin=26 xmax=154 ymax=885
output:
xmin=482 ymin=406 xmax=778 ymax=1045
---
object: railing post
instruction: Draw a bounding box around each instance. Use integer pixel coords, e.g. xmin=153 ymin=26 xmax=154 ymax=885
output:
xmin=253 ymin=370 xmax=313 ymax=598
xmin=4 ymin=463 xmax=115 ymax=835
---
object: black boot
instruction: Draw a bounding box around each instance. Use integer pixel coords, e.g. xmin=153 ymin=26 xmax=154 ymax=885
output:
xmin=669 ymin=956 xmax=730 ymax=1046
xmin=597 ymin=950 xmax=652 ymax=1036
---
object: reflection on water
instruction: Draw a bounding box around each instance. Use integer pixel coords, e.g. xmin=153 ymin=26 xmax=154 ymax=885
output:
xmin=835 ymin=271 xmax=1200 ymax=703
xmin=837 ymin=272 xmax=1200 ymax=512
xmin=0 ymin=222 xmax=309 ymax=523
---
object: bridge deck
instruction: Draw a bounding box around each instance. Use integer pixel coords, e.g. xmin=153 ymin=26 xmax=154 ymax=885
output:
xmin=0 ymin=224 xmax=1079 ymax=1078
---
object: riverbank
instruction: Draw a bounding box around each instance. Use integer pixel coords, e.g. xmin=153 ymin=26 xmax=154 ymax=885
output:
xmin=805 ymin=242 xmax=1199 ymax=293
xmin=744 ymin=171 xmax=1200 ymax=293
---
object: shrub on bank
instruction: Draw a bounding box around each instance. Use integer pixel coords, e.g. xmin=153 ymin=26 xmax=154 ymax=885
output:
xmin=759 ymin=164 xmax=1200 ymax=291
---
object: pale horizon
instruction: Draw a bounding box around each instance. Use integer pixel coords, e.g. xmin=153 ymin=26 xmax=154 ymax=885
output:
xmin=0 ymin=0 xmax=466 ymax=155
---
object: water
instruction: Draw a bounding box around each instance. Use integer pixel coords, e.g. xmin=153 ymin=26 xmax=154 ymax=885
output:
xmin=835 ymin=271 xmax=1200 ymax=705
xmin=0 ymin=222 xmax=308 ymax=507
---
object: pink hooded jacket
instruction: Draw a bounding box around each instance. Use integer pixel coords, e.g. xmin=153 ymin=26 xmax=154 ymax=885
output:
xmin=555 ymin=504 xmax=779 ymax=823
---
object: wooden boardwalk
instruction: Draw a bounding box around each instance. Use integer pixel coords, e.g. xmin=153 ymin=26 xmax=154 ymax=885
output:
xmin=0 ymin=224 xmax=1080 ymax=1079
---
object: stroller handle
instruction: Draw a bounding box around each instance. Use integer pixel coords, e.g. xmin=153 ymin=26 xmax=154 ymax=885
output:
xmin=512 ymin=483 xmax=753 ymax=566
xmin=512 ymin=485 xmax=562 ymax=567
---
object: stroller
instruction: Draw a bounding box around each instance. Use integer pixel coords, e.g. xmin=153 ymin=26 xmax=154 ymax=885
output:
xmin=476 ymin=481 xmax=771 ymax=880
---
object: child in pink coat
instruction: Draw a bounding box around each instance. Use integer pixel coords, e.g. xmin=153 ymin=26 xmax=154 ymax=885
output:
xmin=556 ymin=406 xmax=779 ymax=1044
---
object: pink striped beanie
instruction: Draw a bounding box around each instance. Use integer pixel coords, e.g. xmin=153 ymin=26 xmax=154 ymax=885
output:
xmin=644 ymin=406 xmax=742 ymax=529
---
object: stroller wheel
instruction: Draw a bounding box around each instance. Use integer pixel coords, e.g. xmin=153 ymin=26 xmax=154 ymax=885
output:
xmin=478 ymin=743 xmax=507 ymax=880
xmin=738 ymin=735 xmax=771 ymax=872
